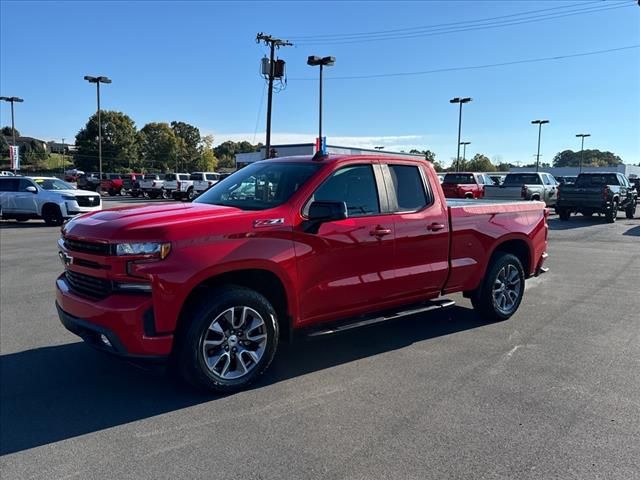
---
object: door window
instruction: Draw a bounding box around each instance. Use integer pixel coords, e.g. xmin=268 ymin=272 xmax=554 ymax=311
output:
xmin=542 ymin=175 xmax=551 ymax=185
xmin=388 ymin=165 xmax=430 ymax=212
xmin=18 ymin=179 xmax=35 ymax=191
xmin=307 ymin=164 xmax=380 ymax=217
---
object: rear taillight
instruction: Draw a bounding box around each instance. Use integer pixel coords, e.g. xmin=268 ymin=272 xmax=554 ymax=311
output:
xmin=177 ymin=181 xmax=181 ymax=189
xmin=208 ymin=181 xmax=213 ymax=186
xmin=521 ymin=186 xmax=527 ymax=198
xmin=602 ymin=187 xmax=608 ymax=200
xmin=556 ymin=185 xmax=561 ymax=200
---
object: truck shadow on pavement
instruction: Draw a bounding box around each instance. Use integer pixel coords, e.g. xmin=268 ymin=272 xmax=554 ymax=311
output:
xmin=547 ymin=216 xmax=618 ymax=230
xmin=0 ymin=305 xmax=485 ymax=455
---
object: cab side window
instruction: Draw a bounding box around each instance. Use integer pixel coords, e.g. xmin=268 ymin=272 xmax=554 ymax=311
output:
xmin=308 ymin=164 xmax=380 ymax=217
xmin=0 ymin=179 xmax=19 ymax=192
xmin=542 ymin=175 xmax=551 ymax=185
xmin=18 ymin=179 xmax=35 ymax=191
xmin=388 ymin=164 xmax=430 ymax=212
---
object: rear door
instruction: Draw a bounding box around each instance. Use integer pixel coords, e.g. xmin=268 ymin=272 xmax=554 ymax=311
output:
xmin=293 ymin=161 xmax=397 ymax=324
xmin=0 ymin=178 xmax=20 ymax=212
xmin=380 ymin=162 xmax=450 ymax=300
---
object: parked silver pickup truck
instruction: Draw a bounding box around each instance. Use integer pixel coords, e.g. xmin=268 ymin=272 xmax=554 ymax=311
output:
xmin=484 ymin=172 xmax=558 ymax=207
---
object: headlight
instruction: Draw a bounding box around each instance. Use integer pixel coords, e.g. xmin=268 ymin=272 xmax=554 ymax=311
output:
xmin=61 ymin=195 xmax=76 ymax=201
xmin=116 ymin=242 xmax=171 ymax=258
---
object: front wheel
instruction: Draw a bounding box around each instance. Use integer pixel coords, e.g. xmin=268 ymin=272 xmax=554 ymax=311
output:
xmin=471 ymin=253 xmax=525 ymax=322
xmin=175 ymin=287 xmax=279 ymax=393
xmin=625 ymin=201 xmax=636 ymax=219
xmin=42 ymin=205 xmax=63 ymax=226
xmin=605 ymin=201 xmax=618 ymax=223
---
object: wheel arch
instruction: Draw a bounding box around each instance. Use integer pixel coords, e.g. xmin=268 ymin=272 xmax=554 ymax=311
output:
xmin=176 ymin=267 xmax=293 ymax=344
xmin=488 ymin=237 xmax=532 ymax=278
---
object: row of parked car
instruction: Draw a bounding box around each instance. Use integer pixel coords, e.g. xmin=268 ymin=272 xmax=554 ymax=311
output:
xmin=69 ymin=171 xmax=232 ymax=200
xmin=438 ymin=170 xmax=638 ymax=223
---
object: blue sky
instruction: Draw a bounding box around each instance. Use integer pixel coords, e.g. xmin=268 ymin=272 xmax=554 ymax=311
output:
xmin=1 ymin=0 xmax=639 ymax=166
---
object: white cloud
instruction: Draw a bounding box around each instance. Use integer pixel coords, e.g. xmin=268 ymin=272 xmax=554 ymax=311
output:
xmin=207 ymin=131 xmax=433 ymax=153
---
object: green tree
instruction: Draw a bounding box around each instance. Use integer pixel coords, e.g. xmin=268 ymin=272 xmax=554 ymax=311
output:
xmin=466 ymin=154 xmax=496 ymax=172
xmin=75 ymin=111 xmax=138 ymax=172
xmin=553 ymin=149 xmax=622 ymax=168
xmin=214 ymin=141 xmax=259 ymax=166
xmin=171 ymin=121 xmax=201 ymax=171
xmin=138 ymin=122 xmax=180 ymax=172
xmin=1 ymin=126 xmax=20 ymax=138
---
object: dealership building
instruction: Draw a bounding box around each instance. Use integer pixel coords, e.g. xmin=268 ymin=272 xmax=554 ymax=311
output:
xmin=235 ymin=143 xmax=424 ymax=168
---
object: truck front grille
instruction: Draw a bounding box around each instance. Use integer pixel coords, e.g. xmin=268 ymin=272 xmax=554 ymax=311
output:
xmin=65 ymin=270 xmax=112 ymax=299
xmin=64 ymin=237 xmax=112 ymax=256
xmin=75 ymin=196 xmax=101 ymax=207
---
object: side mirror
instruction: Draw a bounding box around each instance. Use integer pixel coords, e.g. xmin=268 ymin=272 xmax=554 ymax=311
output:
xmin=304 ymin=201 xmax=348 ymax=234
xmin=25 ymin=186 xmax=37 ymax=193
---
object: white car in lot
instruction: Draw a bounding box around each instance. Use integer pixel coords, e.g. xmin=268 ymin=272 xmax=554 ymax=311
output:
xmin=191 ymin=172 xmax=221 ymax=197
xmin=0 ymin=176 xmax=102 ymax=225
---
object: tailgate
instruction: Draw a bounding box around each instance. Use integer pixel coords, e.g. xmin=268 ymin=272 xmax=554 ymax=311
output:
xmin=559 ymin=186 xmax=603 ymax=204
xmin=484 ymin=185 xmax=522 ymax=200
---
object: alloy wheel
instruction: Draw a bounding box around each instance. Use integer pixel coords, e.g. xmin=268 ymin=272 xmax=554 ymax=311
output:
xmin=492 ymin=264 xmax=522 ymax=315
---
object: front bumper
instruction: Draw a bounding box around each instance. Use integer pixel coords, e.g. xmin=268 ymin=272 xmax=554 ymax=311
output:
xmin=61 ymin=202 xmax=102 ymax=218
xmin=56 ymin=275 xmax=173 ymax=358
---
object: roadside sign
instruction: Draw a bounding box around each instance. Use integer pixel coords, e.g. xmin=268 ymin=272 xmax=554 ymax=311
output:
xmin=9 ymin=145 xmax=20 ymax=170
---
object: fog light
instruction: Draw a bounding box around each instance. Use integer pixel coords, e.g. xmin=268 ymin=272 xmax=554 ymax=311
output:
xmin=100 ymin=334 xmax=112 ymax=348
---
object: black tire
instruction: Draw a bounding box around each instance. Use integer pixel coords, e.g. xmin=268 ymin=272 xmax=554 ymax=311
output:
xmin=186 ymin=188 xmax=195 ymax=202
xmin=605 ymin=201 xmax=618 ymax=223
xmin=160 ymin=189 xmax=169 ymax=200
xmin=42 ymin=204 xmax=63 ymax=226
xmin=558 ymin=208 xmax=571 ymax=221
xmin=108 ymin=189 xmax=116 ymax=197
xmin=175 ymin=286 xmax=279 ymax=393
xmin=625 ymin=201 xmax=636 ymax=219
xmin=470 ymin=253 xmax=525 ymax=322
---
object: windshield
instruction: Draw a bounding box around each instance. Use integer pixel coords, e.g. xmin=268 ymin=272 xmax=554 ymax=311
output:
xmin=195 ymin=162 xmax=321 ymax=211
xmin=33 ymin=178 xmax=74 ymax=190
xmin=443 ymin=173 xmax=475 ymax=184
xmin=504 ymin=174 xmax=541 ymax=185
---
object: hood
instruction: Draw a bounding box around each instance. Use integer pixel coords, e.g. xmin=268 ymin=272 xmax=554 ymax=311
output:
xmin=54 ymin=189 xmax=99 ymax=196
xmin=63 ymin=202 xmax=247 ymax=241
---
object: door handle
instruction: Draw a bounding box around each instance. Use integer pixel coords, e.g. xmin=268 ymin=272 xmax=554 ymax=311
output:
xmin=427 ymin=222 xmax=446 ymax=232
xmin=370 ymin=227 xmax=392 ymax=237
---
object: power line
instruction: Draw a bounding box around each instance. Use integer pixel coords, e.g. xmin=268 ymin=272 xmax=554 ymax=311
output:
xmin=287 ymin=2 xmax=634 ymax=45
xmin=289 ymin=45 xmax=640 ymax=81
xmin=284 ymin=1 xmax=603 ymax=40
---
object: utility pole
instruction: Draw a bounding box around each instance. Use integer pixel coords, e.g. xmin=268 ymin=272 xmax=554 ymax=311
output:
xmin=531 ymin=119 xmax=549 ymax=172
xmin=450 ymin=97 xmax=472 ymax=172
xmin=460 ymin=141 xmax=471 ymax=167
xmin=0 ymin=96 xmax=24 ymax=173
xmin=84 ymin=76 xmax=111 ymax=178
xmin=61 ymin=137 xmax=65 ymax=175
xmin=256 ymin=33 xmax=292 ymax=159
xmin=576 ymin=133 xmax=591 ymax=173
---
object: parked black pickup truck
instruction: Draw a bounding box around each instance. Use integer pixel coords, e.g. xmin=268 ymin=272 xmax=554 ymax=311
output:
xmin=556 ymin=172 xmax=637 ymax=222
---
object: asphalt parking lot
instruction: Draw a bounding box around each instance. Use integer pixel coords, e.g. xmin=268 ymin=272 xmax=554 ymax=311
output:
xmin=1 ymin=198 xmax=639 ymax=480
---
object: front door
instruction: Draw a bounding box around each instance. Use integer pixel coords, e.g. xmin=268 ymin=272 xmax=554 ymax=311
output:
xmin=14 ymin=178 xmax=39 ymax=213
xmin=293 ymin=162 xmax=396 ymax=325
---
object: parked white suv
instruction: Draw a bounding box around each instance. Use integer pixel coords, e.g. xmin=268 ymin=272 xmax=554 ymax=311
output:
xmin=0 ymin=176 xmax=102 ymax=225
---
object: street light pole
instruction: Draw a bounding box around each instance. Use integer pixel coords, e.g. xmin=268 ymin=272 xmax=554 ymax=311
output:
xmin=450 ymin=97 xmax=472 ymax=172
xmin=0 ymin=96 xmax=24 ymax=173
xmin=84 ymin=76 xmax=111 ymax=179
xmin=460 ymin=141 xmax=471 ymax=167
xmin=307 ymin=56 xmax=336 ymax=155
xmin=531 ymin=119 xmax=549 ymax=172
xmin=576 ymin=133 xmax=591 ymax=173
xmin=61 ymin=137 xmax=65 ymax=175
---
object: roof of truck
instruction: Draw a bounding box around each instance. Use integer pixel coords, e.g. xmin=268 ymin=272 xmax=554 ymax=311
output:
xmin=256 ymin=154 xmax=428 ymax=164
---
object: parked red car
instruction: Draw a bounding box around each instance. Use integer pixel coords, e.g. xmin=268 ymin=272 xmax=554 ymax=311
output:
xmin=441 ymin=172 xmax=494 ymax=199
xmin=99 ymin=173 xmax=124 ymax=196
xmin=56 ymin=155 xmax=548 ymax=392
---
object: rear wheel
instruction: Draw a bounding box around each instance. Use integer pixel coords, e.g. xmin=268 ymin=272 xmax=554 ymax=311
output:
xmin=605 ymin=201 xmax=618 ymax=223
xmin=160 ymin=189 xmax=169 ymax=200
xmin=471 ymin=253 xmax=525 ymax=322
xmin=186 ymin=188 xmax=195 ymax=202
xmin=42 ymin=204 xmax=63 ymax=226
xmin=558 ymin=208 xmax=571 ymax=221
xmin=625 ymin=200 xmax=636 ymax=219
xmin=175 ymin=287 xmax=279 ymax=393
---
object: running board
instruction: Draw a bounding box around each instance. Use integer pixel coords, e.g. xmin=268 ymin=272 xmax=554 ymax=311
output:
xmin=306 ymin=298 xmax=455 ymax=338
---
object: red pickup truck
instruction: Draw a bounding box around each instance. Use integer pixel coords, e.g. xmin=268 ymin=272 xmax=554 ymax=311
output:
xmin=441 ymin=172 xmax=493 ymax=199
xmin=56 ymin=155 xmax=548 ymax=392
